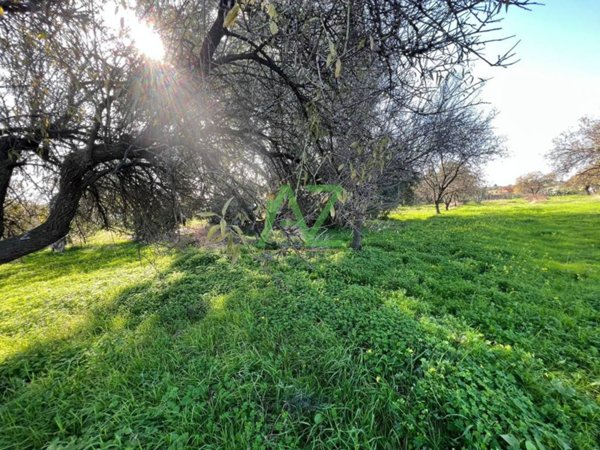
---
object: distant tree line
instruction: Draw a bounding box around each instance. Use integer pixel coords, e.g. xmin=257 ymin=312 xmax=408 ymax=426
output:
xmin=415 ymin=115 xmax=600 ymax=209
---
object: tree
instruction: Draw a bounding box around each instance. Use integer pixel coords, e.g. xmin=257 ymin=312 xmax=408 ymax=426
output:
xmin=417 ymin=106 xmax=503 ymax=214
xmin=1 ymin=0 xmax=538 ymax=262
xmin=564 ymin=171 xmax=600 ymax=195
xmin=441 ymin=167 xmax=484 ymax=210
xmin=189 ymin=0 xmax=531 ymax=248
xmin=514 ymin=172 xmax=556 ymax=198
xmin=548 ymin=117 xmax=600 ymax=181
xmin=0 ymin=0 xmax=213 ymax=262
xmin=548 ymin=116 xmax=600 ymax=196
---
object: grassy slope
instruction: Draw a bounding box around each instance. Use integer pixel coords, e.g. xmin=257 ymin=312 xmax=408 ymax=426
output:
xmin=0 ymin=197 xmax=598 ymax=449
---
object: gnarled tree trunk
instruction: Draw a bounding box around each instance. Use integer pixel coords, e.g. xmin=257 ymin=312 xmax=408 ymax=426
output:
xmin=351 ymin=217 xmax=363 ymax=251
xmin=0 ymin=153 xmax=86 ymax=263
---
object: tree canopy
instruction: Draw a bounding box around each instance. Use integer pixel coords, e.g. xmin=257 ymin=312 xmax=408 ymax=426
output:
xmin=0 ymin=0 xmax=536 ymax=262
xmin=548 ymin=116 xmax=600 ymax=180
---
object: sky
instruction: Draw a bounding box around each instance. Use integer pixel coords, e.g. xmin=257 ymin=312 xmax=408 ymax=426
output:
xmin=475 ymin=0 xmax=600 ymax=186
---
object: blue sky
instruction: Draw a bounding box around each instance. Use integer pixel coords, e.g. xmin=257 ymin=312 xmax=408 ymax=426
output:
xmin=476 ymin=0 xmax=600 ymax=185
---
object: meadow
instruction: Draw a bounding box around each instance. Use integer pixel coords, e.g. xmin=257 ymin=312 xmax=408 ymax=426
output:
xmin=0 ymin=196 xmax=598 ymax=449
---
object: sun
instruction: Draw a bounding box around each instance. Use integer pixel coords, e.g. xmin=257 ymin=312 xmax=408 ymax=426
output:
xmin=128 ymin=16 xmax=165 ymax=61
xmin=106 ymin=7 xmax=166 ymax=61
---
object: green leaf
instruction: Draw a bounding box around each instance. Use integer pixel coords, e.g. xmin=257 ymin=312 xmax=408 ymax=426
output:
xmin=335 ymin=59 xmax=342 ymax=78
xmin=326 ymin=40 xmax=336 ymax=67
xmin=269 ymin=20 xmax=279 ymax=35
xmin=223 ymin=3 xmax=241 ymax=29
xmin=500 ymin=434 xmax=520 ymax=449
xmin=267 ymin=3 xmax=278 ymax=19
xmin=220 ymin=219 xmax=227 ymax=237
xmin=198 ymin=212 xmax=217 ymax=218
xmin=207 ymin=224 xmax=220 ymax=241
xmin=222 ymin=197 xmax=234 ymax=217
xmin=328 ymin=40 xmax=336 ymax=56
xmin=525 ymin=441 xmax=538 ymax=450
xmin=231 ymin=225 xmax=244 ymax=237
xmin=229 ymin=241 xmax=240 ymax=263
xmin=313 ymin=413 xmax=324 ymax=425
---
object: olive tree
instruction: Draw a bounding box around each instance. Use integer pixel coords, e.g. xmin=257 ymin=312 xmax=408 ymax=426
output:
xmin=0 ymin=0 xmax=537 ymax=262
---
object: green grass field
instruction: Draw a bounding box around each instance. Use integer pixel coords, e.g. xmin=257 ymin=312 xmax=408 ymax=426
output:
xmin=1 ymin=196 xmax=599 ymax=449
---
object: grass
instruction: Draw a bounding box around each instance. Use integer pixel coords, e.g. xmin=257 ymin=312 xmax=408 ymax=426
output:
xmin=0 ymin=196 xmax=598 ymax=449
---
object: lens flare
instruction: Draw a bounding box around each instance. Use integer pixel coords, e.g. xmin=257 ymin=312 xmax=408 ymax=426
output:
xmin=128 ymin=17 xmax=165 ymax=61
xmin=106 ymin=7 xmax=165 ymax=61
